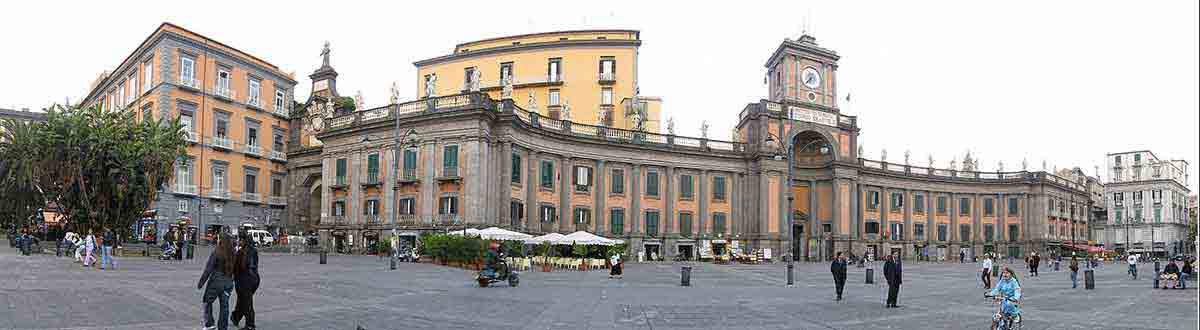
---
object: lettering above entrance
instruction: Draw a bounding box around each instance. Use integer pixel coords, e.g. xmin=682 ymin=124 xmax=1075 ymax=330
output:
xmin=788 ymin=106 xmax=837 ymax=127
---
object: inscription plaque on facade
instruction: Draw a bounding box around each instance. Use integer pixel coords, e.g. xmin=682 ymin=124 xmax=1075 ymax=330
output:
xmin=788 ymin=106 xmax=837 ymax=127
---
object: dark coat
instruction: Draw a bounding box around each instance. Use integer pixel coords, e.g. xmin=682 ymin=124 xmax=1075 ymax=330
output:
xmin=197 ymin=250 xmax=233 ymax=289
xmin=884 ymin=259 xmax=902 ymax=285
xmin=1163 ymin=263 xmax=1180 ymax=275
xmin=831 ymin=259 xmax=847 ymax=280
xmin=236 ymin=243 xmax=261 ymax=288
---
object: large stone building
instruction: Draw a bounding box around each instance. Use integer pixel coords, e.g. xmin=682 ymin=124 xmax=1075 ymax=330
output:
xmin=80 ymin=23 xmax=295 ymax=241
xmin=413 ymin=30 xmax=661 ymax=133
xmin=1094 ymin=150 xmax=1191 ymax=257
xmin=286 ymin=32 xmax=1092 ymax=261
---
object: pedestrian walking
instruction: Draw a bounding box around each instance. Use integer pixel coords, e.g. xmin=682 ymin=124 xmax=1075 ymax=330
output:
xmin=83 ymin=229 xmax=96 ymax=268
xmin=100 ymin=227 xmax=117 ymax=270
xmin=831 ymin=251 xmax=848 ymax=301
xmin=1029 ymin=253 xmax=1040 ymax=277
xmin=198 ymin=233 xmax=237 ymax=330
xmin=609 ymin=252 xmax=623 ymax=279
xmin=232 ymin=230 xmax=260 ymax=330
xmin=1069 ymin=257 xmax=1080 ymax=288
xmin=1127 ymin=254 xmax=1138 ymax=280
xmin=960 ymin=251 xmax=966 ymax=264
xmin=981 ymin=254 xmax=994 ymax=289
xmin=883 ymin=253 xmax=903 ymax=308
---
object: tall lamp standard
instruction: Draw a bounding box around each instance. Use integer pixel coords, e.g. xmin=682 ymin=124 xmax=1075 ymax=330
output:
xmin=390 ymin=128 xmax=417 ymax=227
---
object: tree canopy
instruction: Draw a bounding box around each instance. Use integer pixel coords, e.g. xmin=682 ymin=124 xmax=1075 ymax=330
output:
xmin=0 ymin=105 xmax=187 ymax=234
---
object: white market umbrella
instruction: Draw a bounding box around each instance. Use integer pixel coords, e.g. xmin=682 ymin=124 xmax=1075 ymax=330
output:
xmin=476 ymin=227 xmax=532 ymax=241
xmin=524 ymin=232 xmax=565 ymax=244
xmin=447 ymin=228 xmax=482 ymax=236
xmin=556 ymin=231 xmax=621 ymax=246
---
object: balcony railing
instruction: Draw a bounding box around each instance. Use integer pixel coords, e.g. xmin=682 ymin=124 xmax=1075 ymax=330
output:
xmin=436 ymin=214 xmax=460 ymax=225
xmin=247 ymin=95 xmax=263 ymax=109
xmin=183 ymin=131 xmax=198 ymax=143
xmin=242 ymin=144 xmax=263 ymax=157
xmin=268 ymin=195 xmax=287 ymax=206
xmin=398 ymin=168 xmax=419 ymax=183
xmin=242 ymin=192 xmax=261 ymax=203
xmin=365 ymin=214 xmax=381 ymax=224
xmin=333 ymin=176 xmax=347 ymax=187
xmin=271 ymin=104 xmax=289 ymax=118
xmin=362 ymin=172 xmax=381 ymax=186
xmin=214 ymin=85 xmax=235 ymax=100
xmin=396 ymin=214 xmax=418 ymax=226
xmin=179 ymin=77 xmax=199 ymax=90
xmin=207 ymin=188 xmax=231 ymax=200
xmin=437 ymin=167 xmax=460 ymax=181
xmin=332 ymin=215 xmax=346 ymax=224
xmin=269 ymin=149 xmax=287 ymax=162
xmin=598 ymin=72 xmax=616 ymax=83
xmin=174 ymin=184 xmax=197 ymax=195
xmin=211 ymin=136 xmax=234 ymax=151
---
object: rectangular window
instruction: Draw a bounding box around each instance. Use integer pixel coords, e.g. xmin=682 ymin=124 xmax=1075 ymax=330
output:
xmin=143 ymin=60 xmax=153 ymax=93
xmin=216 ymin=69 xmax=231 ymax=95
xmin=215 ymin=115 xmax=228 ymax=138
xmin=1154 ymin=208 xmax=1161 ymax=223
xmin=890 ymin=223 xmax=904 ymax=241
xmin=644 ymin=211 xmax=659 ymax=236
xmin=574 ymin=166 xmax=592 ymax=192
xmin=599 ymin=58 xmax=615 ymax=80
xmin=499 ymin=62 xmax=513 ymax=83
xmin=1115 ymin=209 xmax=1123 ymax=224
xmin=180 ymin=113 xmax=193 ymax=132
xmin=713 ymin=213 xmax=727 ymax=234
xmin=366 ymin=153 xmax=379 ymax=182
xmin=914 ymin=224 xmax=925 ymax=238
xmin=574 ymin=208 xmax=591 ymax=224
xmin=960 ymin=224 xmax=971 ymax=241
xmin=937 ymin=224 xmax=948 ymax=241
xmin=865 ymin=221 xmax=880 ymax=234
xmin=127 ymin=74 xmax=137 ymax=103
xmin=1008 ymin=197 xmax=1019 ymax=216
xmin=442 ymin=145 xmax=458 ymax=174
xmin=273 ymin=132 xmax=284 ymax=152
xmin=403 ymin=149 xmax=417 ymax=171
xmin=246 ymin=126 xmax=258 ymax=146
xmin=180 ymin=57 xmax=195 ymax=84
xmin=937 ymin=197 xmax=947 ymax=215
xmin=540 ymin=160 xmax=554 ymax=189
xmin=399 ymin=198 xmax=416 ymax=215
xmin=332 ymin=201 xmax=346 ymax=216
xmin=509 ymin=201 xmax=524 ymax=227
xmin=611 ymin=169 xmax=625 ymax=194
xmin=540 ymin=205 xmax=556 ymax=223
xmin=914 ymin=195 xmax=925 ymax=214
xmin=610 ymin=209 xmax=625 ymax=234
xmin=275 ymin=90 xmax=286 ymax=110
xmin=438 ymin=196 xmax=459 ymax=215
xmin=680 ymin=175 xmax=694 ymax=199
xmin=175 ymin=158 xmax=192 ymax=187
xmin=1152 ymin=190 xmax=1162 ymax=205
xmin=1008 ymin=225 xmax=1019 ymax=241
xmin=511 ymin=153 xmax=522 ymax=184
xmin=984 ymin=224 xmax=994 ymax=242
xmin=271 ymin=177 xmax=282 ymax=197
xmin=601 ymin=88 xmax=613 ymax=105
xmin=646 ymin=170 xmax=659 ymax=197
xmin=244 ymin=172 xmax=257 ymax=194
xmin=890 ymin=193 xmax=903 ymax=212
xmin=679 ymin=212 xmax=693 ymax=237
xmin=547 ymin=58 xmax=561 ymax=82
xmin=712 ymin=176 xmax=727 ymax=201
xmin=212 ymin=167 xmax=226 ymax=192
xmin=959 ymin=198 xmax=971 ymax=216
xmin=364 ymin=200 xmax=380 ymax=215
xmin=463 ymin=67 xmax=476 ymax=89
xmin=116 ymin=82 xmax=125 ymax=107
xmin=335 ymin=158 xmax=347 ymax=185
xmin=1113 ymin=192 xmax=1124 ymax=207
xmin=867 ymin=191 xmax=880 ymax=210
xmin=248 ymin=79 xmax=261 ymax=106
xmin=178 ymin=199 xmax=190 ymax=213
xmin=549 ymin=89 xmax=561 ymax=106
xmin=984 ymin=198 xmax=995 ymax=216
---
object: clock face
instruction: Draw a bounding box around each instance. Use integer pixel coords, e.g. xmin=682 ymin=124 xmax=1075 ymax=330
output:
xmin=802 ymin=67 xmax=821 ymax=89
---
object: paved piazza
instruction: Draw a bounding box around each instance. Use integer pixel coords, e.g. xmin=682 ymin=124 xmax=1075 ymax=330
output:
xmin=2 ymin=245 xmax=1195 ymax=330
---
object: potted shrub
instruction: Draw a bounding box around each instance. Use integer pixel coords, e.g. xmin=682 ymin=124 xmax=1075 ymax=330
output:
xmin=540 ymin=241 xmax=553 ymax=272
xmin=573 ymin=243 xmax=590 ymax=271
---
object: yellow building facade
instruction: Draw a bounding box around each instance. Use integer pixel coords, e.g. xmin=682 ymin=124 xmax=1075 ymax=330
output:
xmin=413 ymin=30 xmax=660 ymax=132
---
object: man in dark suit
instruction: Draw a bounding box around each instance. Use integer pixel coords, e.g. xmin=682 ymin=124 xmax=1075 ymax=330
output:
xmin=831 ymin=251 xmax=848 ymax=300
xmin=883 ymin=253 xmax=903 ymax=308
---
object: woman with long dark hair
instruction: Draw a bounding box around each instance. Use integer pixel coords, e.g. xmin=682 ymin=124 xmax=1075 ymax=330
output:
xmin=198 ymin=234 xmax=237 ymax=330
xmin=232 ymin=230 xmax=260 ymax=330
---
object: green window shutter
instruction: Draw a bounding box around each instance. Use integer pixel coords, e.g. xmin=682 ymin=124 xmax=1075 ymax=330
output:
xmin=647 ymin=172 xmax=659 ymax=196
xmin=367 ymin=154 xmax=379 ymax=174
xmin=713 ymin=177 xmax=726 ymax=200
xmin=681 ymin=175 xmax=693 ymax=198
xmin=336 ymin=159 xmax=346 ymax=177
xmin=610 ymin=209 xmax=624 ymax=235
xmin=612 ymin=170 xmax=624 ymax=194
xmin=443 ymin=145 xmax=458 ymax=168
xmin=403 ymin=150 xmax=417 ymax=170
xmin=541 ymin=161 xmax=553 ymax=188
xmin=511 ymin=153 xmax=521 ymax=184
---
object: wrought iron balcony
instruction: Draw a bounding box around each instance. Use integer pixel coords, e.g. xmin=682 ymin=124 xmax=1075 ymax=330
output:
xmin=271 ymin=104 xmax=289 ymax=118
xmin=398 ymin=168 xmax=419 ymax=183
xmin=179 ymin=77 xmax=199 ymax=90
xmin=242 ymin=192 xmax=261 ymax=203
xmin=396 ymin=214 xmax=418 ymax=226
xmin=269 ymin=149 xmax=287 ymax=162
xmin=246 ymin=95 xmax=263 ymax=110
xmin=436 ymin=214 xmax=460 ymax=225
xmin=437 ymin=167 xmax=460 ymax=181
xmin=174 ymin=184 xmax=198 ymax=196
xmin=268 ymin=195 xmax=287 ymax=206
xmin=598 ymin=72 xmax=616 ymax=83
xmin=214 ymin=85 xmax=235 ymax=101
xmin=332 ymin=215 xmax=346 ymax=224
xmin=332 ymin=176 xmax=348 ymax=188
xmin=207 ymin=188 xmax=231 ymax=200
xmin=210 ymin=136 xmax=234 ymax=151
xmin=365 ymin=214 xmax=381 ymax=224
xmin=242 ymin=144 xmax=263 ymax=157
xmin=183 ymin=131 xmax=198 ymax=143
xmin=362 ymin=172 xmax=381 ymax=186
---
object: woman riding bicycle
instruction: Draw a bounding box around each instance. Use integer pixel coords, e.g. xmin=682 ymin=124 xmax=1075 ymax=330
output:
xmin=988 ymin=267 xmax=1022 ymax=330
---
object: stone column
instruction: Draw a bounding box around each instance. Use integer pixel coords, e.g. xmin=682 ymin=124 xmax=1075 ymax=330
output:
xmin=420 ymin=141 xmax=437 ymax=222
xmin=903 ymin=188 xmax=912 ymax=249
xmin=664 ymin=166 xmax=675 ymax=237
xmin=630 ymin=164 xmax=642 ymax=234
xmin=926 ymin=190 xmax=935 ymax=245
xmin=731 ymin=173 xmax=740 ymax=235
xmin=759 ymin=172 xmax=770 ymax=247
xmin=321 ymin=157 xmax=332 ymax=225
xmin=463 ymin=139 xmax=482 ymax=224
xmin=525 ymin=151 xmax=538 ymax=230
xmin=349 ymin=151 xmax=362 ymax=224
xmin=698 ymin=170 xmax=709 ymax=237
xmin=973 ymin=193 xmax=982 ymax=258
xmin=594 ymin=159 xmax=607 ymax=234
xmin=832 ymin=178 xmax=842 ymax=237
xmin=499 ymin=142 xmax=513 ymax=227
xmin=852 ymin=183 xmax=861 ymax=240
xmin=950 ymin=193 xmax=959 ymax=243
xmin=559 ymin=156 xmax=571 ymax=233
xmin=809 ymin=179 xmax=819 ymax=260
xmin=383 ymin=144 xmax=396 ymax=225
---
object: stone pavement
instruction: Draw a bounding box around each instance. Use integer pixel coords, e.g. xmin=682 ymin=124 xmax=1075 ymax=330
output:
xmin=1 ymin=243 xmax=1195 ymax=330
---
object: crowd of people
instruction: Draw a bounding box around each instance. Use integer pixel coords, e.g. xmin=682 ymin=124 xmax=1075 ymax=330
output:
xmin=60 ymin=227 xmax=120 ymax=270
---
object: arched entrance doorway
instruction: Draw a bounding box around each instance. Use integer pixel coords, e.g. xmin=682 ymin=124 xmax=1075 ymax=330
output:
xmin=787 ymin=129 xmax=836 ymax=261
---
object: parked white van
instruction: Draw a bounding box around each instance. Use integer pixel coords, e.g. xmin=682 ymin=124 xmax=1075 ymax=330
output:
xmin=247 ymin=229 xmax=274 ymax=247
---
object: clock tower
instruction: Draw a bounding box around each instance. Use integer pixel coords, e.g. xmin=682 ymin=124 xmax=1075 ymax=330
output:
xmin=765 ymin=34 xmax=840 ymax=111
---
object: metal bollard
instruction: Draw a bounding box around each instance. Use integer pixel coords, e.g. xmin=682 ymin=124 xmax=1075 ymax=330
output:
xmin=787 ymin=257 xmax=795 ymax=286
xmin=1153 ymin=271 xmax=1159 ymax=289
xmin=1084 ymin=269 xmax=1095 ymax=290
xmin=390 ymin=257 xmax=397 ymax=270
xmin=681 ymin=266 xmax=692 ymax=286
xmin=1154 ymin=261 xmax=1161 ymax=273
xmin=865 ymin=267 xmax=875 ymax=284
xmin=320 ymin=249 xmax=328 ymax=264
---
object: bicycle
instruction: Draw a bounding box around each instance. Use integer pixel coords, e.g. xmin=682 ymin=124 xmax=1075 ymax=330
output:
xmin=984 ymin=293 xmax=1022 ymax=330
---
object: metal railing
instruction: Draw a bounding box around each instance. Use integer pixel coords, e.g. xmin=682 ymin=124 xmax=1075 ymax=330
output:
xmin=269 ymin=150 xmax=287 ymax=162
xmin=242 ymin=192 xmax=261 ymax=203
xmin=436 ymin=214 xmax=460 ymax=225
xmin=247 ymin=94 xmax=262 ymax=108
xmin=268 ymin=195 xmax=287 ymax=205
xmin=365 ymin=214 xmax=381 ymax=224
xmin=363 ymin=172 xmax=380 ymax=185
xmin=396 ymin=214 xmax=418 ymax=226
xmin=207 ymin=188 xmax=230 ymax=200
xmin=598 ymin=72 xmax=616 ymax=82
xmin=271 ymin=104 xmax=289 ymax=118
xmin=332 ymin=216 xmax=346 ymax=224
xmin=211 ymin=136 xmax=234 ymax=150
xmin=334 ymin=176 xmax=347 ymax=186
xmin=184 ymin=131 xmax=198 ymax=143
xmin=179 ymin=77 xmax=198 ymax=89
xmin=441 ymin=166 xmax=459 ymax=178
xmin=174 ymin=184 xmax=197 ymax=195
xmin=399 ymin=168 xmax=418 ymax=182
xmin=242 ymin=144 xmax=263 ymax=157
xmin=214 ymin=85 xmax=234 ymax=100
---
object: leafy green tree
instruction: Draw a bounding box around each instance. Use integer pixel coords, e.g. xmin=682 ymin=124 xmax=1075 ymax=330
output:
xmin=0 ymin=118 xmax=50 ymax=231
xmin=27 ymin=105 xmax=186 ymax=235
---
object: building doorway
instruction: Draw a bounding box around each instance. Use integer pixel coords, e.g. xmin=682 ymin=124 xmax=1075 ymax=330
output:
xmin=677 ymin=244 xmax=694 ymax=261
xmin=644 ymin=244 xmax=661 ymax=261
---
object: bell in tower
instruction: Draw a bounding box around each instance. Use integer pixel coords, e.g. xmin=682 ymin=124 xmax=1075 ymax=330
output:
xmin=764 ymin=34 xmax=840 ymax=110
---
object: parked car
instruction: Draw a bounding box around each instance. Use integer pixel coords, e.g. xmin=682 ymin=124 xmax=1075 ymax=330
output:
xmin=247 ymin=229 xmax=275 ymax=247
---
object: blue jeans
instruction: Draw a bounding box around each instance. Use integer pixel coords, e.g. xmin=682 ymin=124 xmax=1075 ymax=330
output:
xmin=203 ymin=279 xmax=235 ymax=330
xmin=101 ymin=246 xmax=114 ymax=269
xmin=1070 ymin=271 xmax=1078 ymax=288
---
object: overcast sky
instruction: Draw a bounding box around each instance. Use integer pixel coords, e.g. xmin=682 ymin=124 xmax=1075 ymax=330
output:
xmin=4 ymin=0 xmax=1197 ymax=189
